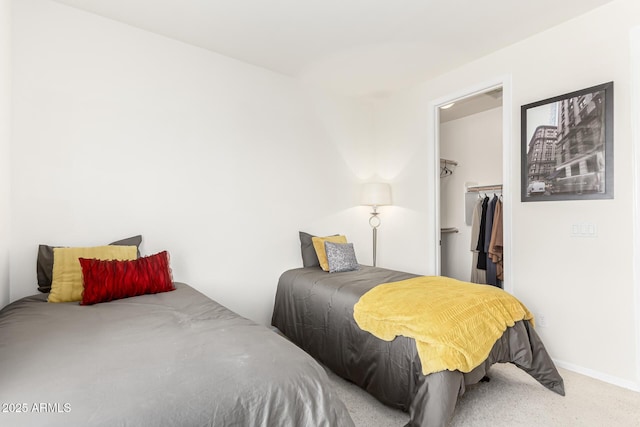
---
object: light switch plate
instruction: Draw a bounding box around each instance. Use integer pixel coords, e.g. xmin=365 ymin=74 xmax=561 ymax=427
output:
xmin=570 ymin=222 xmax=597 ymax=237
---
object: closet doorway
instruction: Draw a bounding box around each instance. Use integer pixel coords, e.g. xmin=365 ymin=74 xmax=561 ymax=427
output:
xmin=433 ymin=79 xmax=512 ymax=291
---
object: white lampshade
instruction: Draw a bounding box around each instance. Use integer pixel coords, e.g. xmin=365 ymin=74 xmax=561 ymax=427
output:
xmin=360 ymin=183 xmax=392 ymax=207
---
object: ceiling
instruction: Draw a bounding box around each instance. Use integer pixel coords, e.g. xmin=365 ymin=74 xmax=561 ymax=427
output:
xmin=53 ymin=0 xmax=615 ymax=96
xmin=440 ymin=88 xmax=503 ymax=123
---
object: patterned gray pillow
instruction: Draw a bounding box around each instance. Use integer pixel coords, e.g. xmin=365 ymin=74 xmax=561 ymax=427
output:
xmin=324 ymin=241 xmax=359 ymax=273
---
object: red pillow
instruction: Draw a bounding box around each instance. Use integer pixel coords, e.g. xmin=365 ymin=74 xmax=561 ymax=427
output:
xmin=79 ymin=251 xmax=174 ymax=305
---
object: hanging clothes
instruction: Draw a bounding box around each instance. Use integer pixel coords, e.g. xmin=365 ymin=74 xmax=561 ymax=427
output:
xmin=475 ymin=196 xmax=489 ymax=270
xmin=470 ymin=197 xmax=487 ymax=284
xmin=488 ymin=198 xmax=504 ymax=283
xmin=484 ymin=195 xmax=499 ymax=286
xmin=468 ymin=188 xmax=504 ymax=287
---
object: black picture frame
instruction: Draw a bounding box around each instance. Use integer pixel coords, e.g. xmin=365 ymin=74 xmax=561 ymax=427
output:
xmin=521 ymin=81 xmax=614 ymax=202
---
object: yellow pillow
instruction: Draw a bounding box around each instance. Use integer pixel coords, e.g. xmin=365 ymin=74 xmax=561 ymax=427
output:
xmin=312 ymin=235 xmax=348 ymax=271
xmin=48 ymin=245 xmax=138 ymax=303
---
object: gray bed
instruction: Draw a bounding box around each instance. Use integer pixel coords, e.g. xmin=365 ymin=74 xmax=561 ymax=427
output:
xmin=0 ymin=282 xmax=354 ymax=427
xmin=271 ymin=265 xmax=565 ymax=427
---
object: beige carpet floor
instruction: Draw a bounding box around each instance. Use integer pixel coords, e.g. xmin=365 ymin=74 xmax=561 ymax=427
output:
xmin=326 ymin=363 xmax=640 ymax=426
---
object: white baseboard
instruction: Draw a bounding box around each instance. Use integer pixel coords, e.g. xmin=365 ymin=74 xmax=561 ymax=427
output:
xmin=553 ymin=358 xmax=640 ymax=392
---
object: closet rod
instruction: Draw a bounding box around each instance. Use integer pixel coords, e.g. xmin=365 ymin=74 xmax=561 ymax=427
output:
xmin=466 ymin=184 xmax=503 ymax=192
xmin=440 ymin=158 xmax=458 ymax=166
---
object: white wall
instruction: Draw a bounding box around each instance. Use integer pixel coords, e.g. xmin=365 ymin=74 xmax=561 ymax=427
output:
xmin=10 ymin=0 xmax=372 ymax=324
xmin=11 ymin=0 xmax=640 ymax=390
xmin=440 ymin=107 xmax=502 ymax=282
xmin=371 ymin=0 xmax=640 ymax=389
xmin=0 ymin=0 xmax=10 ymax=308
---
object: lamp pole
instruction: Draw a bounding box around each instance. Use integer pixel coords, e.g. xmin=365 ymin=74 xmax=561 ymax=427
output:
xmin=369 ymin=205 xmax=381 ymax=267
xmin=360 ymin=182 xmax=391 ymax=268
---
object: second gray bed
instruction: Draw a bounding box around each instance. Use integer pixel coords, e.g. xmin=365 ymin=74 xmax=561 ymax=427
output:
xmin=271 ymin=265 xmax=565 ymax=427
xmin=0 ymin=282 xmax=353 ymax=427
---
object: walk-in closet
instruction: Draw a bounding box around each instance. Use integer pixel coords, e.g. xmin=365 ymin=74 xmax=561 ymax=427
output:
xmin=439 ymin=89 xmax=503 ymax=285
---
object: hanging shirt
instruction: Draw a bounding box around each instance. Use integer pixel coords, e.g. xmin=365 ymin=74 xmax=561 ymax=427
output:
xmin=484 ymin=195 xmax=499 ymax=286
xmin=476 ymin=196 xmax=489 ymax=270
xmin=470 ymin=197 xmax=487 ymax=284
xmin=489 ymin=198 xmax=504 ymax=282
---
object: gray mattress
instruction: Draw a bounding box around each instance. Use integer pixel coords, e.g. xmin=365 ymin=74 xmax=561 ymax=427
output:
xmin=0 ymin=282 xmax=354 ymax=427
xmin=271 ymin=266 xmax=565 ymax=427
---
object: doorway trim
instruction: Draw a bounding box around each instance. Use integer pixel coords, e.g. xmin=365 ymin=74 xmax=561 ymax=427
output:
xmin=630 ymin=25 xmax=640 ymax=390
xmin=430 ymin=75 xmax=513 ymax=293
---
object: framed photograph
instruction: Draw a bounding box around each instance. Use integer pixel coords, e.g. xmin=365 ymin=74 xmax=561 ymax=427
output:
xmin=521 ymin=81 xmax=614 ymax=202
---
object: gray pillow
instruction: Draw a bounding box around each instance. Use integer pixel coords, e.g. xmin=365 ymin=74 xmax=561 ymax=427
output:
xmin=299 ymin=231 xmax=319 ymax=267
xmin=324 ymin=241 xmax=359 ymax=273
xmin=36 ymin=235 xmax=142 ymax=293
xmin=299 ymin=231 xmax=338 ymax=268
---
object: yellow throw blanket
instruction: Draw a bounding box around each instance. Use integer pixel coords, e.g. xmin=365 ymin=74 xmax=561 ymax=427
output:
xmin=353 ymin=276 xmax=533 ymax=375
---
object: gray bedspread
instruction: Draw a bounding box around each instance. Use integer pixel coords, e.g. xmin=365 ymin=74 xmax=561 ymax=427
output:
xmin=0 ymin=282 xmax=354 ymax=427
xmin=271 ymin=266 xmax=565 ymax=427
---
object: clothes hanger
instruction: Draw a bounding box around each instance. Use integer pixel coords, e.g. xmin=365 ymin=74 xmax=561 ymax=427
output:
xmin=440 ymin=164 xmax=452 ymax=177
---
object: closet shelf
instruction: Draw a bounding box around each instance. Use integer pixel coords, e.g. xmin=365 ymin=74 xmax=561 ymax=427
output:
xmin=466 ymin=184 xmax=502 ymax=193
xmin=440 ymin=227 xmax=459 ymax=234
xmin=440 ymin=158 xmax=458 ymax=178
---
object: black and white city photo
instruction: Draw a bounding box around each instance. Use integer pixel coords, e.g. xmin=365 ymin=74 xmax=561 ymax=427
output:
xmin=521 ymin=82 xmax=614 ymax=202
